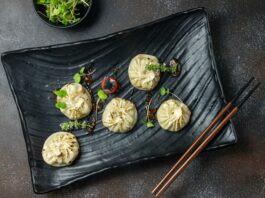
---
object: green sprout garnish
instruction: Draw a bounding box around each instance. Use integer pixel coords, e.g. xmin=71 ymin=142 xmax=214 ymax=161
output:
xmin=146 ymin=64 xmax=176 ymax=73
xmin=97 ymin=89 xmax=108 ymax=102
xmin=73 ymin=66 xmax=86 ymax=84
xmin=79 ymin=66 xmax=85 ymax=74
xmin=73 ymin=73 xmax=81 ymax=83
xmin=160 ymin=87 xmax=170 ymax=96
xmin=37 ymin=0 xmax=90 ymax=26
xmin=146 ymin=58 xmax=181 ymax=77
xmin=159 ymin=87 xmax=183 ymax=102
xmin=55 ymin=101 xmax=67 ymax=109
xmin=142 ymin=120 xmax=155 ymax=128
xmin=60 ymin=120 xmax=88 ymax=131
xmin=143 ymin=97 xmax=155 ymax=128
xmin=54 ymin=89 xmax=67 ymax=97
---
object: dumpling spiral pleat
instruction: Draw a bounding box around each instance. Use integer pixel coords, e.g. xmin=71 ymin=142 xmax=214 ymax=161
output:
xmin=157 ymin=99 xmax=191 ymax=132
xmin=102 ymin=98 xmax=138 ymax=133
xmin=42 ymin=132 xmax=79 ymax=167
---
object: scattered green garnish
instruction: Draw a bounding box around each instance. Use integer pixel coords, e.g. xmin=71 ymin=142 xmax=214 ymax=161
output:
xmin=160 ymin=87 xmax=170 ymax=96
xmin=159 ymin=87 xmax=183 ymax=102
xmin=142 ymin=120 xmax=155 ymax=128
xmin=143 ymin=97 xmax=156 ymax=128
xmin=97 ymin=89 xmax=108 ymax=102
xmin=79 ymin=66 xmax=85 ymax=74
xmin=73 ymin=73 xmax=81 ymax=83
xmin=55 ymin=101 xmax=67 ymax=109
xmin=60 ymin=120 xmax=88 ymax=131
xmin=37 ymin=0 xmax=90 ymax=26
xmin=147 ymin=63 xmax=178 ymax=73
xmin=54 ymin=89 xmax=67 ymax=97
xmin=146 ymin=58 xmax=181 ymax=77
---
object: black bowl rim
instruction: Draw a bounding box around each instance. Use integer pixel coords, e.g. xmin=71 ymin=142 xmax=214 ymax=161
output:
xmin=32 ymin=0 xmax=93 ymax=29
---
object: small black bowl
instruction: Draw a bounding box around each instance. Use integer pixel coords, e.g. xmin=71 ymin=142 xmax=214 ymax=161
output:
xmin=33 ymin=0 xmax=93 ymax=29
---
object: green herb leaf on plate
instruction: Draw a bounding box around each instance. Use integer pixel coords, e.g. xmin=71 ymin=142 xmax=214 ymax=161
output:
xmin=79 ymin=66 xmax=85 ymax=74
xmin=55 ymin=101 xmax=67 ymax=109
xmin=142 ymin=119 xmax=155 ymax=128
xmin=81 ymin=121 xmax=88 ymax=129
xmin=73 ymin=73 xmax=81 ymax=84
xmin=160 ymin=87 xmax=170 ymax=96
xmin=60 ymin=120 xmax=89 ymax=131
xmin=97 ymin=89 xmax=108 ymax=102
xmin=60 ymin=122 xmax=71 ymax=131
xmin=54 ymin=89 xmax=67 ymax=97
xmin=146 ymin=121 xmax=155 ymax=128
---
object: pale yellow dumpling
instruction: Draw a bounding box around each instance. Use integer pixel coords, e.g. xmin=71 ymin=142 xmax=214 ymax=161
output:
xmin=57 ymin=83 xmax=92 ymax=120
xmin=42 ymin=132 xmax=79 ymax=167
xmin=102 ymin=98 xmax=138 ymax=133
xmin=157 ymin=99 xmax=191 ymax=132
xmin=128 ymin=54 xmax=160 ymax=91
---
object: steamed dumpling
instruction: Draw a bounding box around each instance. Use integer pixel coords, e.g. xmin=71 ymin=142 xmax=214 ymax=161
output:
xmin=42 ymin=132 xmax=79 ymax=167
xmin=157 ymin=99 xmax=191 ymax=132
xmin=102 ymin=98 xmax=137 ymax=133
xmin=57 ymin=83 xmax=92 ymax=120
xmin=128 ymin=54 xmax=160 ymax=91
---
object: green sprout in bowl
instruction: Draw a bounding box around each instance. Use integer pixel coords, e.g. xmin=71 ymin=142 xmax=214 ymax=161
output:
xmin=37 ymin=0 xmax=90 ymax=26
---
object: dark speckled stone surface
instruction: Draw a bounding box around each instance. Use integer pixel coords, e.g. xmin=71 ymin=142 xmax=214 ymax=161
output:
xmin=0 ymin=1 xmax=264 ymax=198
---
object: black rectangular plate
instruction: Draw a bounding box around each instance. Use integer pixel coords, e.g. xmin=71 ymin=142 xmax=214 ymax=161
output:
xmin=1 ymin=8 xmax=237 ymax=194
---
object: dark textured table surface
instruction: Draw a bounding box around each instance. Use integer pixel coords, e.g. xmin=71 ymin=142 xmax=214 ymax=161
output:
xmin=0 ymin=1 xmax=264 ymax=198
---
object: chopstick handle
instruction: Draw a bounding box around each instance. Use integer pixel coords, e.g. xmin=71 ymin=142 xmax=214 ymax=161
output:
xmin=152 ymin=102 xmax=233 ymax=195
xmin=155 ymin=107 xmax=238 ymax=198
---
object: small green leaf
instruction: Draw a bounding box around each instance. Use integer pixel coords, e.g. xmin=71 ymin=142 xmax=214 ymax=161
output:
xmin=60 ymin=122 xmax=70 ymax=131
xmin=142 ymin=119 xmax=155 ymax=128
xmin=73 ymin=73 xmax=81 ymax=83
xmin=81 ymin=121 xmax=88 ymax=129
xmin=160 ymin=87 xmax=170 ymax=96
xmin=97 ymin=89 xmax=108 ymax=102
xmin=146 ymin=121 xmax=155 ymax=128
xmin=171 ymin=65 xmax=177 ymax=73
xmin=160 ymin=87 xmax=167 ymax=96
xmin=54 ymin=89 xmax=67 ymax=97
xmin=55 ymin=102 xmax=67 ymax=109
xmin=74 ymin=120 xmax=81 ymax=128
xmin=80 ymin=66 xmax=85 ymax=74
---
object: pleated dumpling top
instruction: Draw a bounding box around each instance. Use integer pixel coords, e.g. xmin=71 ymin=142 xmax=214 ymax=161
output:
xmin=102 ymin=98 xmax=138 ymax=133
xmin=128 ymin=54 xmax=160 ymax=91
xmin=57 ymin=83 xmax=92 ymax=120
xmin=157 ymin=99 xmax=191 ymax=132
xmin=42 ymin=132 xmax=79 ymax=167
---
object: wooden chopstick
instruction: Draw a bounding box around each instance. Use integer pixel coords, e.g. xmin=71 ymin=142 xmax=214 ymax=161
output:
xmin=154 ymin=107 xmax=238 ymax=197
xmin=152 ymin=77 xmax=255 ymax=196
xmin=151 ymin=102 xmax=232 ymax=195
xmin=152 ymin=78 xmax=260 ymax=197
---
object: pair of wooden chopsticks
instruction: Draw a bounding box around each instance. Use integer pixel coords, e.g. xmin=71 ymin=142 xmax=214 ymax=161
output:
xmin=151 ymin=77 xmax=260 ymax=197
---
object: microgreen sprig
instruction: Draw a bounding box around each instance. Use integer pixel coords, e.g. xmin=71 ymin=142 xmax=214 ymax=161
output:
xmin=60 ymin=120 xmax=88 ymax=131
xmin=146 ymin=58 xmax=181 ymax=76
xmin=142 ymin=97 xmax=155 ymax=128
xmin=159 ymin=87 xmax=183 ymax=102
xmin=73 ymin=66 xmax=85 ymax=83
xmin=147 ymin=64 xmax=176 ymax=73
xmin=97 ymin=89 xmax=108 ymax=102
xmin=54 ymin=89 xmax=67 ymax=109
xmin=54 ymin=89 xmax=67 ymax=97
xmin=93 ymin=89 xmax=108 ymax=122
xmin=37 ymin=0 xmax=90 ymax=26
xmin=55 ymin=101 xmax=67 ymax=109
xmin=73 ymin=66 xmax=96 ymax=84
